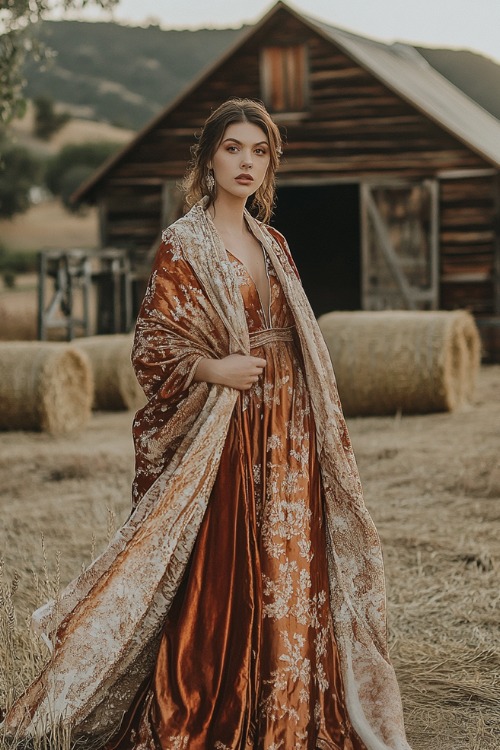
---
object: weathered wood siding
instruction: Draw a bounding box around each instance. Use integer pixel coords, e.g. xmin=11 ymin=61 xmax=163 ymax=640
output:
xmin=99 ymin=186 xmax=162 ymax=252
xmin=95 ymin=7 xmax=499 ymax=316
xmin=439 ymin=174 xmax=497 ymax=313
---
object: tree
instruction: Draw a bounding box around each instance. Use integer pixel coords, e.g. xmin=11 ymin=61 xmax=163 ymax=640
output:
xmin=46 ymin=141 xmax=122 ymax=209
xmin=0 ymin=0 xmax=118 ymax=125
xmin=34 ymin=95 xmax=70 ymax=139
xmin=0 ymin=134 xmax=43 ymax=218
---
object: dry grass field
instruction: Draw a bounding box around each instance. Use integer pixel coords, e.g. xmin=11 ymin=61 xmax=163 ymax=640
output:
xmin=0 ymin=275 xmax=39 ymax=341
xmin=0 ymin=199 xmax=98 ymax=253
xmin=9 ymin=102 xmax=134 ymax=158
xmin=0 ymin=365 xmax=499 ymax=749
xmin=0 ymin=271 xmax=98 ymax=341
xmin=1 ymin=104 xmax=132 ymax=256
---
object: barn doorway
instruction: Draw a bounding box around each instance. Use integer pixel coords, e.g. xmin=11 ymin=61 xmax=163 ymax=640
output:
xmin=272 ymin=183 xmax=360 ymax=316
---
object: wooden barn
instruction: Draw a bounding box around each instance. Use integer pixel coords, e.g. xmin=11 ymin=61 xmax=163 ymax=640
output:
xmin=74 ymin=1 xmax=500 ymax=360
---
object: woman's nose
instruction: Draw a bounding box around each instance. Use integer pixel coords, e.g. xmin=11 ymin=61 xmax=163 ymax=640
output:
xmin=241 ymin=152 xmax=253 ymax=168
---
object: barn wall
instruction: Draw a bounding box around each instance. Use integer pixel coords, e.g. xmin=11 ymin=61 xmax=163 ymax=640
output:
xmin=99 ymin=185 xmax=162 ymax=254
xmin=95 ymin=7 xmax=498 ymax=316
xmin=439 ymin=174 xmax=497 ymax=313
xmin=106 ymin=11 xmax=489 ymax=186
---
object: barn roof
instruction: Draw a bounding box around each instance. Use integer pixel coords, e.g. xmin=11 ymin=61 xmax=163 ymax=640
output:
xmin=308 ymin=15 xmax=500 ymax=169
xmin=74 ymin=1 xmax=500 ymax=203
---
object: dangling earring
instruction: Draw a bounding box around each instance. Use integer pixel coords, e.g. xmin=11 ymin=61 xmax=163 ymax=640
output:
xmin=206 ymin=169 xmax=215 ymax=192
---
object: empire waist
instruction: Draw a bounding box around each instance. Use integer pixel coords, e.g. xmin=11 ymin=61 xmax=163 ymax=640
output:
xmin=249 ymin=326 xmax=296 ymax=350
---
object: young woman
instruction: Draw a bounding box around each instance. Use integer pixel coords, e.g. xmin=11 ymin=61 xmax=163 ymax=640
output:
xmin=3 ymin=99 xmax=411 ymax=750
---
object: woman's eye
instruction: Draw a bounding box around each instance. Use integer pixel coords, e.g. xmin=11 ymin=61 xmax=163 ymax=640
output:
xmin=227 ymin=146 xmax=239 ymax=152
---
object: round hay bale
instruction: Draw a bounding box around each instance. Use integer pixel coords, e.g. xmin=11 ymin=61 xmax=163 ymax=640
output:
xmin=0 ymin=342 xmax=93 ymax=434
xmin=73 ymin=334 xmax=146 ymax=411
xmin=453 ymin=310 xmax=482 ymax=401
xmin=0 ymin=300 xmax=37 ymax=341
xmin=317 ymin=310 xmax=481 ymax=416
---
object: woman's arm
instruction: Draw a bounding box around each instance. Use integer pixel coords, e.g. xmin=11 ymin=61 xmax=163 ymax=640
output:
xmin=132 ymin=230 xmax=225 ymax=402
xmin=193 ymin=353 xmax=266 ymax=390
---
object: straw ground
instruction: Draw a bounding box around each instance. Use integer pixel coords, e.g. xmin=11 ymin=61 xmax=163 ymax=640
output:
xmin=0 ymin=366 xmax=499 ymax=749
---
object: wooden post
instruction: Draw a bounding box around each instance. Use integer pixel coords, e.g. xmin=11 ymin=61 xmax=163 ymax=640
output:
xmin=98 ymin=194 xmax=108 ymax=248
xmin=66 ymin=255 xmax=74 ymax=341
xmin=82 ymin=258 xmax=92 ymax=337
xmin=427 ymin=178 xmax=440 ymax=310
xmin=37 ymin=251 xmax=47 ymax=341
xmin=494 ymin=173 xmax=500 ymax=315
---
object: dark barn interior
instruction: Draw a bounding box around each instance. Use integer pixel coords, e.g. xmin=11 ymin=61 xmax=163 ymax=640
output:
xmin=272 ymin=184 xmax=361 ymax=315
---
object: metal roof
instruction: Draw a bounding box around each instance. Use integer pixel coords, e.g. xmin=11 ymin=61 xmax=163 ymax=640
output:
xmin=304 ymin=12 xmax=500 ymax=168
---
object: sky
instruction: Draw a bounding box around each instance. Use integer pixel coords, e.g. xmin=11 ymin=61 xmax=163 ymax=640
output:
xmin=57 ymin=0 xmax=500 ymax=63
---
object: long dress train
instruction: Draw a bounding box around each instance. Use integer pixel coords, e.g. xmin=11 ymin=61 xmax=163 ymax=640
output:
xmin=107 ymin=245 xmax=366 ymax=750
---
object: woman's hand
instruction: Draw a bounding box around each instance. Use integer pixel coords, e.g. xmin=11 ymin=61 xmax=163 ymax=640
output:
xmin=194 ymin=354 xmax=266 ymax=390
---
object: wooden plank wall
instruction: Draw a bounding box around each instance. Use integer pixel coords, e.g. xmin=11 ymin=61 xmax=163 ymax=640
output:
xmin=99 ymin=185 xmax=163 ymax=260
xmin=95 ymin=7 xmax=498 ymax=315
xmin=439 ymin=175 xmax=496 ymax=313
xmin=256 ymin=13 xmax=488 ymax=178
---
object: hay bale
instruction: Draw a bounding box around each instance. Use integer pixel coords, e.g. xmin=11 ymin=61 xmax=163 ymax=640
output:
xmin=318 ymin=310 xmax=481 ymax=416
xmin=73 ymin=334 xmax=146 ymax=411
xmin=0 ymin=301 xmax=37 ymax=341
xmin=0 ymin=342 xmax=93 ymax=434
xmin=453 ymin=309 xmax=482 ymax=402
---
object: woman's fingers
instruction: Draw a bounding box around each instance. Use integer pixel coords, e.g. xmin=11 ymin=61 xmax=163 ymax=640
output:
xmin=237 ymin=356 xmax=266 ymax=376
xmin=248 ymin=356 xmax=266 ymax=381
xmin=208 ymin=353 xmax=268 ymax=390
xmin=194 ymin=354 xmax=267 ymax=389
xmin=251 ymin=356 xmax=267 ymax=368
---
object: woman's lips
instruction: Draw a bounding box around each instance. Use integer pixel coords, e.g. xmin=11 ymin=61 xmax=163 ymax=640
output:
xmin=235 ymin=174 xmax=254 ymax=184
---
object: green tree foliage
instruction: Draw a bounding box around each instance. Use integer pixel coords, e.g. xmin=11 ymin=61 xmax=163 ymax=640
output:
xmin=33 ymin=94 xmax=70 ymax=139
xmin=0 ymin=135 xmax=43 ymax=218
xmin=0 ymin=0 xmax=118 ymax=125
xmin=46 ymin=141 xmax=121 ymax=209
xmin=59 ymin=164 xmax=97 ymax=210
xmin=0 ymin=244 xmax=38 ymax=288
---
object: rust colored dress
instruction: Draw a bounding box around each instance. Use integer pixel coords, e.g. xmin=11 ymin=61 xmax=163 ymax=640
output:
xmin=109 ymin=244 xmax=366 ymax=750
xmin=2 ymin=202 xmax=409 ymax=750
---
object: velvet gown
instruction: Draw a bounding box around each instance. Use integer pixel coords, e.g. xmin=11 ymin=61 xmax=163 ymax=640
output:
xmin=108 ymin=243 xmax=366 ymax=750
xmin=1 ymin=202 xmax=409 ymax=749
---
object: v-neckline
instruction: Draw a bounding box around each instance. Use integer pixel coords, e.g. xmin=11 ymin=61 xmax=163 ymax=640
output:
xmin=226 ymin=246 xmax=272 ymax=329
xmin=203 ymin=207 xmax=273 ymax=328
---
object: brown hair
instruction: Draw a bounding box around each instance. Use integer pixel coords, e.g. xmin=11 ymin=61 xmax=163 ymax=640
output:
xmin=183 ymin=98 xmax=283 ymax=223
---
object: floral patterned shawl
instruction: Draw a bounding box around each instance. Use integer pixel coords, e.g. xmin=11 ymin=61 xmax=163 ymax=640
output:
xmin=3 ymin=198 xmax=410 ymax=750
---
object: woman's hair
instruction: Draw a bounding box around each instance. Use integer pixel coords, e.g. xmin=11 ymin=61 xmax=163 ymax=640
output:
xmin=183 ymin=98 xmax=283 ymax=223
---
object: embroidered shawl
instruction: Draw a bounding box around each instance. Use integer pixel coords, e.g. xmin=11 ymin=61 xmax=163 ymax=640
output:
xmin=3 ymin=198 xmax=411 ymax=750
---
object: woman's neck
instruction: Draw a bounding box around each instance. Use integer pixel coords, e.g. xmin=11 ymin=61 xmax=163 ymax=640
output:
xmin=209 ymin=194 xmax=247 ymax=238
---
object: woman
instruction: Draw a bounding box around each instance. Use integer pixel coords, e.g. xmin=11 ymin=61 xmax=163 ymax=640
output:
xmin=3 ymin=99 xmax=411 ymax=750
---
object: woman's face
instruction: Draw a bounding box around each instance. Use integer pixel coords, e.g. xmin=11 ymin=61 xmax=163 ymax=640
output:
xmin=210 ymin=121 xmax=271 ymax=201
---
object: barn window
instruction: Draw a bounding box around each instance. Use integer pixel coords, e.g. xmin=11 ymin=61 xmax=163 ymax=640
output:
xmin=260 ymin=45 xmax=309 ymax=115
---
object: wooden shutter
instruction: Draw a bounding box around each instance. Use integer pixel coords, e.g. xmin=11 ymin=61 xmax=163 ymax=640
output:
xmin=261 ymin=45 xmax=308 ymax=113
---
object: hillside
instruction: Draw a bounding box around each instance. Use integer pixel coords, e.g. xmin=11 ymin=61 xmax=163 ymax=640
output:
xmin=24 ymin=20 xmax=500 ymax=130
xmin=26 ymin=21 xmax=247 ymax=129
xmin=417 ymin=47 xmax=500 ymax=120
xmin=9 ymin=100 xmax=134 ymax=158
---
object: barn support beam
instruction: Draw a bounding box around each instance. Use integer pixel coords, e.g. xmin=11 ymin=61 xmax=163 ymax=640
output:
xmin=494 ymin=173 xmax=500 ymax=315
xmin=98 ymin=194 xmax=108 ymax=249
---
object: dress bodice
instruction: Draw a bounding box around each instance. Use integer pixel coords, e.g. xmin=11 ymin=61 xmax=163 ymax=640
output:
xmin=226 ymin=248 xmax=295 ymax=332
